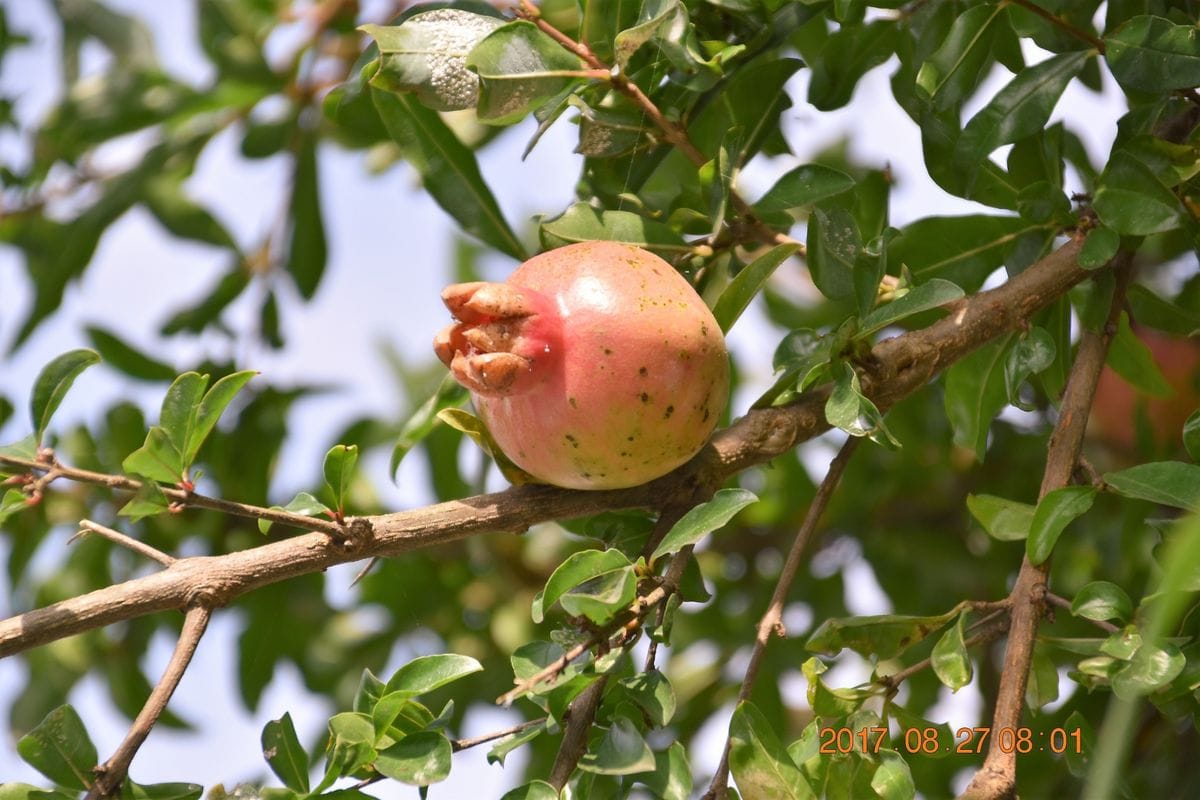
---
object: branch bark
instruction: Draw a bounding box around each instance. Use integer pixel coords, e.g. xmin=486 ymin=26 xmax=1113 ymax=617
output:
xmin=0 ymin=236 xmax=1090 ymax=659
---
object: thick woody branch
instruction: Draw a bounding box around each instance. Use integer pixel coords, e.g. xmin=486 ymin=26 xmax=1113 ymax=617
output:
xmin=0 ymin=236 xmax=1091 ymax=658
xmin=87 ymin=605 xmax=211 ymax=798
xmin=960 ymin=254 xmax=1131 ymax=800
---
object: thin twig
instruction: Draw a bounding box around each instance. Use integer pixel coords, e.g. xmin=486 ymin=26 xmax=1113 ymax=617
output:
xmin=73 ymin=520 xmax=176 ymax=567
xmin=879 ymin=612 xmax=1013 ymax=690
xmin=452 ymin=717 xmax=547 ymax=752
xmin=959 ymin=254 xmax=1132 ymax=800
xmin=549 ymin=677 xmax=607 ymax=790
xmin=1006 ymin=0 xmax=1105 ymax=52
xmin=1045 ymin=591 xmax=1120 ymax=634
xmin=87 ymin=605 xmax=212 ymax=798
xmin=703 ymin=437 xmax=860 ymax=799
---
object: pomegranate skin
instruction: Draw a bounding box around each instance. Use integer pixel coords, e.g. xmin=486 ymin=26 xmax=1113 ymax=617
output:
xmin=434 ymin=241 xmax=730 ymax=490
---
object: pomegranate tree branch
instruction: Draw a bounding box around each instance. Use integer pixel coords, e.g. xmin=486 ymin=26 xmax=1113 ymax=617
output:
xmin=703 ymin=436 xmax=861 ymax=799
xmin=87 ymin=605 xmax=211 ymax=799
xmin=72 ymin=520 xmax=176 ymax=567
xmin=1006 ymin=0 xmax=1106 ymax=53
xmin=0 ymin=236 xmax=1094 ymax=659
xmin=960 ymin=254 xmax=1132 ymax=800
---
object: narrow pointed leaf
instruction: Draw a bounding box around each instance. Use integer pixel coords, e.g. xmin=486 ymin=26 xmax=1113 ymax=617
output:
xmin=16 ymin=705 xmax=97 ymax=791
xmin=651 ymin=488 xmax=757 ymax=561
xmin=754 ymin=165 xmax=855 ymax=213
xmin=188 ymin=370 xmax=256 ymax=464
xmin=1027 ymin=486 xmax=1097 ymax=564
xmin=30 ymin=349 xmax=100 ymax=445
xmin=712 ymin=244 xmax=799 ymax=333
xmin=262 ymin=713 xmax=310 ymax=793
xmin=728 ymin=701 xmax=814 ymax=800
xmin=1103 ymin=462 xmax=1200 ymax=510
xmin=385 ymin=654 xmax=483 ymax=696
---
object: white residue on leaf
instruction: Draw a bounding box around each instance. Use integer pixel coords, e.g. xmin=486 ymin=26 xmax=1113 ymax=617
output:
xmin=406 ymin=9 xmax=500 ymax=110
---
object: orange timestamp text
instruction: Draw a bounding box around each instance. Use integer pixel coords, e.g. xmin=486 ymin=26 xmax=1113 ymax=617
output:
xmin=818 ymin=726 xmax=1084 ymax=756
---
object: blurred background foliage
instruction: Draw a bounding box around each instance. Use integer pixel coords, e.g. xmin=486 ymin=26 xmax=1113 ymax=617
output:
xmin=1 ymin=0 xmax=1200 ymax=797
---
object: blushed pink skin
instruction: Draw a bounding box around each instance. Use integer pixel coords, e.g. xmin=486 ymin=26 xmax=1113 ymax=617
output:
xmin=434 ymin=241 xmax=730 ymax=490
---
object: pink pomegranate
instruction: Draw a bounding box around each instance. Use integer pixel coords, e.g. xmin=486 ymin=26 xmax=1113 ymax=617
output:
xmin=434 ymin=241 xmax=729 ymax=490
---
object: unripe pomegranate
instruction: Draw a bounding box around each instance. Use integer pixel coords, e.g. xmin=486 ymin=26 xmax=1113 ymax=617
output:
xmin=434 ymin=241 xmax=729 ymax=490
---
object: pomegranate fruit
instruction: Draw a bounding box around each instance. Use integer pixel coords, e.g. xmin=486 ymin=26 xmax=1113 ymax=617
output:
xmin=434 ymin=241 xmax=729 ymax=490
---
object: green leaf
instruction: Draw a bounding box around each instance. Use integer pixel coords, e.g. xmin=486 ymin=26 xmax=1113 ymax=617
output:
xmin=966 ymin=494 xmax=1035 ymax=541
xmin=323 ymin=444 xmax=358 ymax=512
xmin=118 ymin=480 xmax=171 ymax=521
xmin=1184 ymin=410 xmax=1200 ymax=461
xmin=807 ymin=206 xmax=861 ymax=303
xmin=889 ymin=216 xmax=1033 ymax=292
xmin=1071 ymin=582 xmax=1133 ymax=624
xmin=374 ymin=731 xmax=452 ymax=785
xmin=1105 ymin=15 xmax=1200 ymax=94
xmin=1004 ymin=326 xmax=1056 ymax=409
xmin=370 ymin=88 xmax=526 ymax=260
xmin=119 ymin=781 xmax=204 ymax=800
xmin=825 ymin=361 xmax=898 ymax=447
xmin=540 ymin=203 xmax=690 ymax=254
xmin=122 ymin=426 xmax=185 ymax=484
xmin=436 ymin=407 xmax=536 ymax=485
xmin=262 ymin=713 xmax=310 ymax=793
xmin=578 ymin=718 xmax=656 ymax=776
xmin=613 ymin=0 xmax=715 ymax=78
xmin=728 ymin=701 xmax=814 ymax=800
xmin=188 ymin=370 xmax=256 ymax=465
xmin=385 ymin=654 xmax=483 ymax=696
xmin=1104 ymin=461 xmax=1200 ymax=510
xmin=802 ymin=657 xmax=874 ymax=717
xmin=285 ymin=133 xmax=327 ymax=299
xmin=1112 ymin=642 xmax=1186 ymax=699
xmin=954 ymin=51 xmax=1088 ymax=186
xmin=1127 ymin=285 xmax=1200 ymax=337
xmin=809 ymin=20 xmax=898 ymax=111
xmin=871 ymin=750 xmax=916 ymax=800
xmin=712 ymin=244 xmax=799 ymax=333
xmin=30 ymin=349 xmax=100 ymax=445
xmin=390 ymin=374 xmax=468 ymax=481
xmin=943 ymin=335 xmax=1014 ymax=461
xmin=931 ymin=612 xmax=973 ymax=691
xmin=651 ymin=488 xmax=758 ymax=561
xmin=319 ymin=712 xmax=376 ymax=788
xmin=499 ymin=781 xmax=558 ymax=800
xmin=363 ymin=11 xmax=502 ymax=111
xmin=489 ymin=722 xmax=547 ymax=767
xmin=85 ymin=326 xmax=176 ymax=382
xmin=1026 ymin=645 xmax=1059 ymax=710
xmin=534 ymin=548 xmax=632 ymax=623
xmin=1078 ymin=225 xmax=1120 ymax=269
xmin=1094 ymin=150 xmax=1186 ymax=236
xmin=257 ymin=492 xmax=330 ymax=534
xmin=0 ymin=489 xmax=27 ymax=527
xmin=16 ymin=705 xmax=97 ymax=791
xmin=559 ymin=565 xmax=638 ymax=624
xmin=754 ymin=165 xmax=856 ymax=213
xmin=807 ymin=610 xmax=957 ymax=659
xmin=857 ymin=279 xmax=964 ymax=337
xmin=639 ymin=742 xmax=693 ymax=800
xmin=915 ymin=3 xmax=1005 ymax=111
xmin=466 ymin=21 xmax=583 ymax=125
xmin=1027 ymin=485 xmax=1097 ymax=565
xmin=142 ymin=173 xmax=237 ymax=249
xmin=619 ymin=670 xmax=676 ymax=727
xmin=1105 ymin=312 xmax=1173 ymax=397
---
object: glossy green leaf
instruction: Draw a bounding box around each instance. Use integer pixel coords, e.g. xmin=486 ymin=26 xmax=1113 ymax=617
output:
xmin=966 ymin=493 xmax=1035 ymax=541
xmin=1026 ymin=645 xmax=1059 ymax=709
xmin=85 ymin=326 xmax=175 ymax=382
xmin=825 ymin=361 xmax=899 ymax=447
xmin=118 ymin=480 xmax=171 ymax=521
xmin=499 ymin=781 xmax=558 ymax=800
xmin=467 ymin=21 xmax=583 ymax=125
xmin=809 ymin=20 xmax=898 ymax=111
xmin=1094 ymin=150 xmax=1186 ymax=236
xmin=363 ymin=11 xmax=502 ymax=111
xmin=802 ymin=657 xmax=874 ymax=717
xmin=943 ymin=335 xmax=1014 ymax=461
xmin=1104 ymin=461 xmax=1200 ymax=510
xmin=619 ymin=669 xmax=676 ymax=727
xmin=188 ymin=370 xmax=256 ymax=465
xmin=807 ymin=610 xmax=957 ymax=659
xmin=1071 ymin=582 xmax=1133 ymax=623
xmin=389 ymin=374 xmax=468 ymax=480
xmin=122 ymin=426 xmax=185 ymax=484
xmin=807 ymin=206 xmax=861 ymax=303
xmin=754 ymin=165 xmax=855 ymax=213
xmin=613 ymin=0 xmax=713 ymax=77
xmin=371 ymin=692 xmax=434 ymax=738
xmin=713 ymin=244 xmax=799 ymax=333
xmin=1127 ymin=285 xmax=1200 ymax=337
xmin=577 ymin=718 xmax=655 ymax=776
xmin=639 ymin=742 xmax=693 ymax=800
xmin=436 ymin=407 xmax=536 ymax=485
xmin=871 ymin=750 xmax=916 ymax=800
xmin=1106 ymin=312 xmax=1173 ymax=397
xmin=916 ymin=3 xmax=1004 ymax=110
xmin=651 ymin=488 xmax=758 ymax=561
xmin=318 ymin=712 xmax=376 ymax=788
xmin=728 ymin=701 xmax=814 ymax=800
xmin=374 ymin=731 xmax=452 ymax=785
xmin=322 ymin=444 xmax=358 ymax=512
xmin=931 ymin=612 xmax=973 ymax=691
xmin=370 ymin=88 xmax=526 ymax=260
xmin=534 ymin=548 xmax=632 ymax=623
xmin=30 ymin=349 xmax=100 ymax=445
xmin=1105 ymin=15 xmax=1200 ymax=93
xmin=889 ymin=216 xmax=1034 ymax=292
xmin=559 ymin=565 xmax=637 ymax=624
xmin=120 ymin=781 xmax=204 ymax=800
xmin=0 ymin=489 xmax=27 ymax=527
xmin=540 ymin=203 xmax=690 ymax=253
xmin=954 ymin=51 xmax=1088 ymax=184
xmin=857 ymin=278 xmax=964 ymax=337
xmin=1112 ymin=642 xmax=1186 ymax=699
xmin=16 ymin=705 xmax=97 ymax=791
xmin=257 ymin=492 xmax=330 ymax=534
xmin=488 ymin=722 xmax=547 ymax=767
xmin=1027 ymin=485 xmax=1097 ymax=565
xmin=385 ymin=653 xmax=483 ymax=696
xmin=261 ymin=713 xmax=310 ymax=793
xmin=1004 ymin=326 xmax=1056 ymax=409
xmin=1078 ymin=225 xmax=1120 ymax=269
